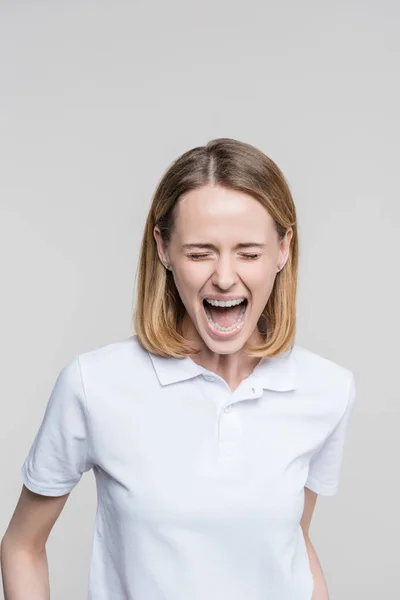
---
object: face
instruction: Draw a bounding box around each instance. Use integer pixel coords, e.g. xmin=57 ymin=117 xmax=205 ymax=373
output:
xmin=154 ymin=184 xmax=292 ymax=357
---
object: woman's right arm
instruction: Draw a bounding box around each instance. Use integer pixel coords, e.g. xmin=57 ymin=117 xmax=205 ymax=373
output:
xmin=0 ymin=484 xmax=70 ymax=600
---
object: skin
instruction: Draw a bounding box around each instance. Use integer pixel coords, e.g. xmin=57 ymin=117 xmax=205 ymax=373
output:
xmin=1 ymin=487 xmax=69 ymax=598
xmin=154 ymin=183 xmax=293 ymax=391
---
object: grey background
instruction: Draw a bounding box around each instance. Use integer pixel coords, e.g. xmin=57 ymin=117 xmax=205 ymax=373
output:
xmin=1 ymin=1 xmax=399 ymax=598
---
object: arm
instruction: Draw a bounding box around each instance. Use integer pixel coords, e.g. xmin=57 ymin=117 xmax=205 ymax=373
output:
xmin=304 ymin=534 xmax=330 ymax=600
xmin=301 ymin=487 xmax=330 ymax=600
xmin=1 ymin=485 xmax=70 ymax=600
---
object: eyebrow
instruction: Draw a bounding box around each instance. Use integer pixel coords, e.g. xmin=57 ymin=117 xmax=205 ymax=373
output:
xmin=182 ymin=243 xmax=267 ymax=250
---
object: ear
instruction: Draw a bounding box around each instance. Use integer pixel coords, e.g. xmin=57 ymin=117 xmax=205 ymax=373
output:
xmin=153 ymin=225 xmax=170 ymax=267
xmin=278 ymin=227 xmax=293 ymax=268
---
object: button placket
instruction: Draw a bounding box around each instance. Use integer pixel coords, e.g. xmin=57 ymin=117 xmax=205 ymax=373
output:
xmin=219 ymin=410 xmax=241 ymax=441
xmin=218 ymin=384 xmax=264 ymax=459
xmin=216 ymin=399 xmax=244 ymax=476
xmin=201 ymin=374 xmax=264 ymax=472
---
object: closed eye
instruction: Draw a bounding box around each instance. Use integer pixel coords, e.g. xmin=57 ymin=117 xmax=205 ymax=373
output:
xmin=187 ymin=253 xmax=260 ymax=260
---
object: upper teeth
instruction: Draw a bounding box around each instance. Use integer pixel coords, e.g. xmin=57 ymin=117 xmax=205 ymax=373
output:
xmin=205 ymin=298 xmax=246 ymax=307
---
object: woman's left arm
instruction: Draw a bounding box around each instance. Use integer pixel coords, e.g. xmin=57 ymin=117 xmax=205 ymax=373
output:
xmin=301 ymin=487 xmax=330 ymax=600
xmin=304 ymin=534 xmax=330 ymax=600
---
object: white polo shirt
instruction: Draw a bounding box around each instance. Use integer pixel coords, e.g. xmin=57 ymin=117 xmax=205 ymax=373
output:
xmin=21 ymin=334 xmax=356 ymax=600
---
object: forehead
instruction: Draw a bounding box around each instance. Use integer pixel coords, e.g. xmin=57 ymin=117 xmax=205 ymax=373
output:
xmin=173 ymin=185 xmax=276 ymax=240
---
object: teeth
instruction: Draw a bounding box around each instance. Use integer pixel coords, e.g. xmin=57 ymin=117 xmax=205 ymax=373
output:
xmin=204 ymin=302 xmax=247 ymax=332
xmin=205 ymin=298 xmax=245 ymax=308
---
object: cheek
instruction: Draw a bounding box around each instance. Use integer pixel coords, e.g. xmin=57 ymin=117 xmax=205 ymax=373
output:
xmin=248 ymin=269 xmax=276 ymax=290
xmin=173 ymin=268 xmax=204 ymax=302
xmin=177 ymin=264 xmax=203 ymax=289
xmin=250 ymin=275 xmax=276 ymax=305
xmin=179 ymin=263 xmax=210 ymax=287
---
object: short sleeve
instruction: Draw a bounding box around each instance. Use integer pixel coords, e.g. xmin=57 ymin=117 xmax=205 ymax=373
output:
xmin=305 ymin=373 xmax=356 ymax=496
xmin=21 ymin=355 xmax=93 ymax=496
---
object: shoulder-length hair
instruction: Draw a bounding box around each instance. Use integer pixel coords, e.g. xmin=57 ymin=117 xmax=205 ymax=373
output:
xmin=132 ymin=137 xmax=299 ymax=359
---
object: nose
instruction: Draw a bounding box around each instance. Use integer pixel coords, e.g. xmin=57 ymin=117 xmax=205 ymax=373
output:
xmin=211 ymin=255 xmax=239 ymax=290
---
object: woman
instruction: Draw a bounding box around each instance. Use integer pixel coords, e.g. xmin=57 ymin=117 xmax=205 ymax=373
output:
xmin=1 ymin=138 xmax=356 ymax=599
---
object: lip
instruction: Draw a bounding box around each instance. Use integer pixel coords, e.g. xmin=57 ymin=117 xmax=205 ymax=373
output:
xmin=202 ymin=295 xmax=248 ymax=302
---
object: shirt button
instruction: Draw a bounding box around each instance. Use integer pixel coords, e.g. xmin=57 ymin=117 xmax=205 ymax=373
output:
xmin=203 ymin=374 xmax=215 ymax=381
xmin=224 ymin=404 xmax=233 ymax=413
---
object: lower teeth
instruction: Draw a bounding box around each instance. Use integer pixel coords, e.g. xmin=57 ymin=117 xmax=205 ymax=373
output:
xmin=204 ymin=303 xmax=247 ymax=332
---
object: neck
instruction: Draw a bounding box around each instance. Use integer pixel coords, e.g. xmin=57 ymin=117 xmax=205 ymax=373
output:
xmin=181 ymin=312 xmax=264 ymax=391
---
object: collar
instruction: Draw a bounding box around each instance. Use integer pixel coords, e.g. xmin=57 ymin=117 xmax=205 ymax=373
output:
xmin=147 ymin=345 xmax=297 ymax=392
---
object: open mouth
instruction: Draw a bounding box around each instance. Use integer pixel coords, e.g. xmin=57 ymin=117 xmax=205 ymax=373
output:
xmin=202 ymin=298 xmax=248 ymax=333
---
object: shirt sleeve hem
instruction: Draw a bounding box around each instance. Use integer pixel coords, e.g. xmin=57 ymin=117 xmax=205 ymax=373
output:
xmin=305 ymin=477 xmax=338 ymax=496
xmin=21 ymin=465 xmax=75 ymax=497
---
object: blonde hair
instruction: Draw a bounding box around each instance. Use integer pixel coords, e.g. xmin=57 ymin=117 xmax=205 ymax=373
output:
xmin=132 ymin=137 xmax=299 ymax=359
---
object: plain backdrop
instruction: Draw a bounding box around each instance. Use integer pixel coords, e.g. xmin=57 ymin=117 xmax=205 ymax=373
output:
xmin=1 ymin=0 xmax=399 ymax=598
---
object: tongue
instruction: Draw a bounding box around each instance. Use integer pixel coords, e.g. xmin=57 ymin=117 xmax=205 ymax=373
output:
xmin=206 ymin=303 xmax=243 ymax=327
